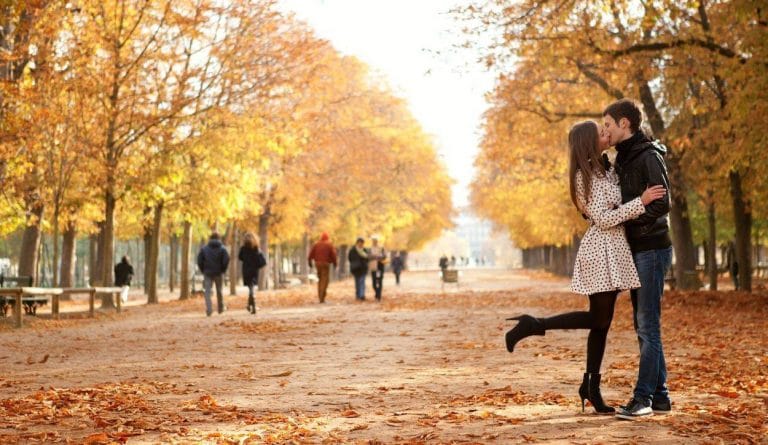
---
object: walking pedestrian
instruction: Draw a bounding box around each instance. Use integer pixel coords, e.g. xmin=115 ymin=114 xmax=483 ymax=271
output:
xmin=114 ymin=256 xmax=134 ymax=304
xmin=391 ymin=251 xmax=404 ymax=285
xmin=348 ymin=237 xmax=368 ymax=301
xmin=308 ymin=232 xmax=337 ymax=303
xmin=439 ymin=254 xmax=449 ymax=278
xmin=238 ymin=233 xmax=266 ymax=314
xmin=368 ymin=236 xmax=387 ymax=301
xmin=197 ymin=232 xmax=230 ymax=316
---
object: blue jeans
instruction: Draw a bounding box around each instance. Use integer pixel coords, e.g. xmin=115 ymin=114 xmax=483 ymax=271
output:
xmin=203 ymin=275 xmax=224 ymax=315
xmin=631 ymin=247 xmax=672 ymax=403
xmin=354 ymin=274 xmax=366 ymax=300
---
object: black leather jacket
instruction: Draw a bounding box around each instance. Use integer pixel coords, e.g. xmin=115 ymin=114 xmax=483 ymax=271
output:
xmin=614 ymin=131 xmax=672 ymax=252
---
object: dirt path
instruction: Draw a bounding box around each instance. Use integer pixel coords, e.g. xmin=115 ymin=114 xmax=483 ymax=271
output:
xmin=1 ymin=270 xmax=765 ymax=444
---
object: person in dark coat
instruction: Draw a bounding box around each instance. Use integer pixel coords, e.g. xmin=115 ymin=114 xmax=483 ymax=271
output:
xmin=114 ymin=256 xmax=134 ymax=304
xmin=238 ymin=232 xmax=266 ymax=314
xmin=391 ymin=251 xmax=404 ymax=285
xmin=439 ymin=254 xmax=449 ymax=278
xmin=197 ymin=232 xmax=230 ymax=316
xmin=347 ymin=237 xmax=368 ymax=301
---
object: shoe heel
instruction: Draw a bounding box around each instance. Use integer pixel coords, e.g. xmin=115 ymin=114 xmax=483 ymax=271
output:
xmin=581 ymin=398 xmax=586 ymax=413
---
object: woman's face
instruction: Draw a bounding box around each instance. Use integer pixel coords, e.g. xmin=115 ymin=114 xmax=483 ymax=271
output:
xmin=598 ymin=126 xmax=611 ymax=152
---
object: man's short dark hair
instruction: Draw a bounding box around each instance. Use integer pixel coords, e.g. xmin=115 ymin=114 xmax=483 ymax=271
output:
xmin=210 ymin=231 xmax=220 ymax=240
xmin=603 ymin=99 xmax=642 ymax=133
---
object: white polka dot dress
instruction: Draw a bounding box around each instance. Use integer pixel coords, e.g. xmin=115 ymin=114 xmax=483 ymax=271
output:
xmin=571 ymin=168 xmax=644 ymax=295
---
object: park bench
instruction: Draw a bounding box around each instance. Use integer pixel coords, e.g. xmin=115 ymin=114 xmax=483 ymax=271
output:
xmin=0 ymin=276 xmax=41 ymax=316
xmin=1 ymin=286 xmax=123 ymax=328
xmin=0 ymin=287 xmax=64 ymax=327
xmin=441 ymin=269 xmax=460 ymax=291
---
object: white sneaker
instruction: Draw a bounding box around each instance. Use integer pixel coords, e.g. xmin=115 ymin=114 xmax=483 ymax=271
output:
xmin=616 ymin=398 xmax=653 ymax=420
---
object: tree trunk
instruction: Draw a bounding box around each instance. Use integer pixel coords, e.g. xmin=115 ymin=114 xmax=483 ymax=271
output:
xmin=258 ymin=211 xmax=270 ymax=290
xmin=229 ymin=223 xmax=237 ymax=296
xmin=667 ymin=154 xmax=699 ymax=289
xmin=273 ymin=244 xmax=281 ymax=288
xmin=180 ymin=221 xmax=192 ymax=300
xmin=99 ymin=193 xmax=116 ymax=308
xmin=300 ymin=232 xmax=309 ymax=277
xmin=88 ymin=232 xmax=98 ymax=286
xmin=169 ymin=232 xmax=178 ymax=292
xmin=143 ymin=228 xmax=151 ymax=295
xmin=707 ymin=199 xmax=717 ymax=291
xmin=60 ymin=223 xmax=76 ymax=289
xmin=730 ymin=170 xmax=752 ymax=291
xmin=52 ymin=204 xmax=60 ymax=287
xmin=147 ymin=202 xmax=163 ymax=304
xmin=337 ymin=244 xmax=348 ymax=279
xmin=18 ymin=204 xmax=44 ymax=285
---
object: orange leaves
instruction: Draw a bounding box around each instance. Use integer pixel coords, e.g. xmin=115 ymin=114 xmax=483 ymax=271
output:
xmin=82 ymin=433 xmax=109 ymax=445
xmin=217 ymin=319 xmax=291 ymax=334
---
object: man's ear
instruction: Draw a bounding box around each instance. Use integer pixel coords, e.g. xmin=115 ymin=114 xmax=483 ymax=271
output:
xmin=619 ymin=117 xmax=630 ymax=130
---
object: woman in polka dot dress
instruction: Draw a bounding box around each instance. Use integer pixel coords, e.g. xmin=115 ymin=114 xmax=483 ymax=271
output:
xmin=504 ymin=120 xmax=666 ymax=414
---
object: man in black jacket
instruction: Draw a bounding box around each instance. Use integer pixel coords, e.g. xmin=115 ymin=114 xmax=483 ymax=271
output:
xmin=114 ymin=256 xmax=134 ymax=304
xmin=197 ymin=232 xmax=230 ymax=316
xmin=603 ymin=99 xmax=673 ymax=419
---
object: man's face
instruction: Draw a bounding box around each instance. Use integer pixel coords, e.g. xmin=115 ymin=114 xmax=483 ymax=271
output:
xmin=603 ymin=114 xmax=629 ymax=146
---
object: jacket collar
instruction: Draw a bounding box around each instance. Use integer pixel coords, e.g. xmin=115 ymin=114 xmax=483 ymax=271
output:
xmin=616 ymin=131 xmax=652 ymax=167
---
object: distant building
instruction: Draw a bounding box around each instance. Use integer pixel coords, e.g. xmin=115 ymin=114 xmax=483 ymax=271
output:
xmin=455 ymin=209 xmax=522 ymax=268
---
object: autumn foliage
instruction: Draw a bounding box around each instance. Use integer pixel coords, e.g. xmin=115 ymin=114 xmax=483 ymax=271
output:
xmin=462 ymin=1 xmax=767 ymax=289
xmin=0 ymin=0 xmax=452 ymax=296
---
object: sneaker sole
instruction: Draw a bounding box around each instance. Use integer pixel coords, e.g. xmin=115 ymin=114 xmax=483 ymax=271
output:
xmin=615 ymin=412 xmax=653 ymax=421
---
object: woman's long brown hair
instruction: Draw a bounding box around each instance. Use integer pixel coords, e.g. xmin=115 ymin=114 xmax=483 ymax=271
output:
xmin=243 ymin=232 xmax=258 ymax=249
xmin=568 ymin=121 xmax=606 ymax=212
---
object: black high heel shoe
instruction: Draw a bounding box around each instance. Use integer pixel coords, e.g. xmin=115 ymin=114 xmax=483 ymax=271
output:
xmin=578 ymin=373 xmax=615 ymax=414
xmin=504 ymin=315 xmax=545 ymax=352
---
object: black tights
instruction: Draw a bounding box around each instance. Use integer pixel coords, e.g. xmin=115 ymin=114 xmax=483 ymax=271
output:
xmin=540 ymin=291 xmax=618 ymax=374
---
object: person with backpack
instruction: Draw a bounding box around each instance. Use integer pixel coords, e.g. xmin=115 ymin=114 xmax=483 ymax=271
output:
xmin=197 ymin=232 xmax=230 ymax=316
